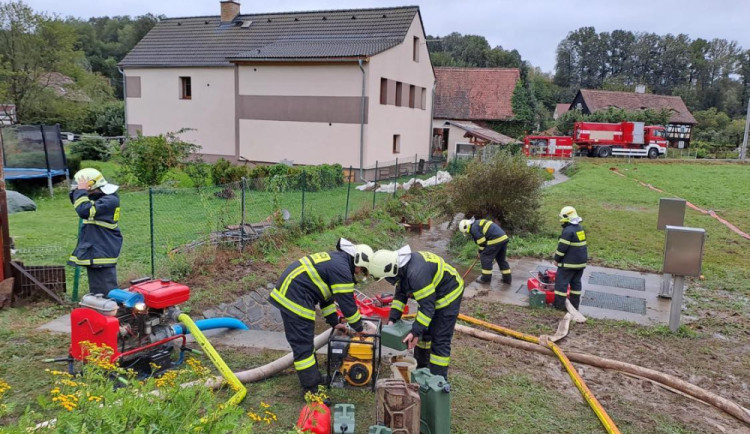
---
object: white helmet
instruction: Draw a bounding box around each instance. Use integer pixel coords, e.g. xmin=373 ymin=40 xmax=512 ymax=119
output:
xmin=458 ymin=218 xmax=475 ymax=234
xmin=354 ymin=244 xmax=374 ymax=268
xmin=559 ymin=206 xmax=581 ymax=224
xmin=368 ymin=249 xmax=400 ymax=280
xmin=74 ymin=168 xmax=119 ymax=194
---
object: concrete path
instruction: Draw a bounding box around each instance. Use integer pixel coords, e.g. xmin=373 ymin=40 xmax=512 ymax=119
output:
xmin=543 ymin=170 xmax=569 ymax=188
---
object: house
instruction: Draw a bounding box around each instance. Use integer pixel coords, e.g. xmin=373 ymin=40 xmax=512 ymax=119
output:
xmin=120 ymin=1 xmax=435 ymax=179
xmin=0 ymin=105 xmax=16 ymax=126
xmin=553 ymin=103 xmax=570 ymax=120
xmin=431 ymin=67 xmax=519 ymax=159
xmin=570 ymin=88 xmax=697 ymax=148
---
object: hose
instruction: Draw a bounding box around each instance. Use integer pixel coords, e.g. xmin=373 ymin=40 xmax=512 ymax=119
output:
xmin=177 ymin=313 xmax=247 ymax=405
xmin=172 ymin=317 xmax=249 ymax=335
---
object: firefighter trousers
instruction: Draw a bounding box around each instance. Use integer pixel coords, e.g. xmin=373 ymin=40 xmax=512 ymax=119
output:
xmin=87 ymin=266 xmax=118 ymax=296
xmin=479 ymin=241 xmax=511 ymax=283
xmin=279 ymin=309 xmax=323 ymax=391
xmin=413 ymin=294 xmax=462 ymax=379
xmin=554 ymin=267 xmax=584 ymax=311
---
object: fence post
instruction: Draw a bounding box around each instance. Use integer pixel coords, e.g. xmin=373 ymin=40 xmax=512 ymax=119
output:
xmin=344 ymin=165 xmax=352 ymax=221
xmin=149 ymin=187 xmax=155 ymax=278
xmin=372 ymin=160 xmax=378 ymax=210
xmin=240 ymin=177 xmax=246 ymax=251
xmin=393 ymin=157 xmax=399 ymax=198
xmin=71 ymin=218 xmax=83 ymax=301
xmin=301 ymin=170 xmax=306 ymax=223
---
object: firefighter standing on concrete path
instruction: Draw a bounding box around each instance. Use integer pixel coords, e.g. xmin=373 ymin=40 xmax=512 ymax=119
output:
xmin=268 ymin=238 xmax=374 ymax=393
xmin=68 ymin=168 xmax=123 ymax=295
xmin=553 ymin=206 xmax=588 ymax=311
xmin=368 ymin=246 xmax=464 ymax=379
xmin=458 ymin=217 xmax=511 ymax=285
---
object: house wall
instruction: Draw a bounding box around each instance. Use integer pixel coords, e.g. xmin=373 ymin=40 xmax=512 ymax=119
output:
xmin=366 ymin=14 xmax=434 ymax=168
xmin=124 ymin=67 xmax=236 ymax=158
xmin=432 ymin=119 xmax=473 ymax=159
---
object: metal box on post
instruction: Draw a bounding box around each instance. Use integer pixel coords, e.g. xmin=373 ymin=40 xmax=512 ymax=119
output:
xmin=663 ymin=226 xmax=706 ymax=277
xmin=411 ymin=368 xmax=451 ymax=434
xmin=657 ymin=198 xmax=686 ymax=230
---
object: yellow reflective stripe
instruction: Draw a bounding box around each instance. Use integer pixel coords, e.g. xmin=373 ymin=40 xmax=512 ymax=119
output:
xmin=270 ymin=289 xmax=316 ymax=321
xmin=331 ymin=283 xmax=355 ymax=294
xmin=429 ymin=354 xmax=450 ymax=367
xmin=570 ymin=290 xmax=582 ymax=295
xmin=321 ymin=304 xmax=337 ymax=317
xmin=412 ymin=284 xmax=435 ymax=300
xmin=554 ymin=291 xmax=568 ymax=296
xmin=554 ymin=250 xmax=565 ymax=256
xmin=501 ymin=269 xmax=512 ymax=275
xmin=416 ymin=311 xmax=432 ymax=327
xmin=560 ymin=263 xmax=586 ymax=269
xmin=69 ymin=256 xmax=118 ymax=265
xmin=416 ymin=340 xmax=432 ymax=349
xmin=345 ymin=310 xmax=362 ymax=324
xmin=294 ymin=355 xmax=316 ymax=371
xmin=88 ymin=205 xmax=96 ymax=220
xmin=92 ymin=258 xmax=117 ymax=265
xmin=558 ymin=238 xmax=571 ymax=245
xmin=444 ymin=263 xmax=463 ymax=287
xmin=481 ymin=269 xmax=493 ymax=275
xmin=73 ymin=196 xmax=89 ymax=208
xmin=486 ymin=235 xmax=508 ymax=245
xmin=113 ymin=207 xmax=120 ymax=222
xmin=69 ymin=256 xmax=90 ymax=265
xmin=476 ymin=237 xmax=487 ymax=245
xmin=569 ymin=241 xmax=587 ymax=247
xmin=436 ymin=284 xmax=463 ymax=309
xmin=300 ymin=257 xmax=331 ymax=300
xmin=82 ymin=220 xmax=119 ymax=230
xmin=280 ymin=266 xmax=305 ymax=296
xmin=478 ymin=246 xmax=485 ymax=251
xmin=391 ymin=300 xmax=405 ymax=312
xmin=481 ymin=220 xmax=492 ymax=234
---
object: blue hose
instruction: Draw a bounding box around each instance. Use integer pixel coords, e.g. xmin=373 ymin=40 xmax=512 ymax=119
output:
xmin=172 ymin=317 xmax=249 ymax=335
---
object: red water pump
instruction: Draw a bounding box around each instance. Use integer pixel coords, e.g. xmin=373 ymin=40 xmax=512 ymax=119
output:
xmin=69 ymin=278 xmax=190 ymax=376
xmin=527 ymin=269 xmax=569 ymax=304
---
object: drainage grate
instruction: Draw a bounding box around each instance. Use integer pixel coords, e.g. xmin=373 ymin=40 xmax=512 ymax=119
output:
xmin=581 ymin=290 xmax=646 ymax=315
xmin=588 ymin=272 xmax=645 ymax=291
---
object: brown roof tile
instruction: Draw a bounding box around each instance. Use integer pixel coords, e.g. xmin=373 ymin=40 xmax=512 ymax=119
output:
xmin=578 ymin=89 xmax=696 ymax=124
xmin=433 ymin=67 xmax=519 ymax=121
xmin=554 ymin=103 xmax=570 ymax=116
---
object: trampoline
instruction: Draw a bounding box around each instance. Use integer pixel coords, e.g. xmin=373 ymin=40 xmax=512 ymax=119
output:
xmin=1 ymin=124 xmax=69 ymax=196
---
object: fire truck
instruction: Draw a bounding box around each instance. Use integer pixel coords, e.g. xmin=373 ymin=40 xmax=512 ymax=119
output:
xmin=523 ymin=121 xmax=668 ymax=159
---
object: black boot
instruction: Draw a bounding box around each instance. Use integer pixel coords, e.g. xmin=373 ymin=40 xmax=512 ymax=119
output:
xmin=553 ymin=295 xmax=567 ymax=311
xmin=569 ymin=294 xmax=581 ymax=310
xmin=475 ymin=274 xmax=491 ymax=284
xmin=501 ymin=274 xmax=512 ymax=285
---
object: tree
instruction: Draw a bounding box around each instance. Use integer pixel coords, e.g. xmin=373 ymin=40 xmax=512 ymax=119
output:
xmin=118 ymin=130 xmax=200 ymax=186
xmin=428 ymin=32 xmax=522 ymax=68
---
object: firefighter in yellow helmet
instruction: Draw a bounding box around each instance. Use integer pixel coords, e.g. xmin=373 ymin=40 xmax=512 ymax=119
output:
xmin=458 ymin=217 xmax=511 ymax=285
xmin=68 ymin=168 xmax=122 ymax=295
xmin=553 ymin=206 xmax=588 ymax=311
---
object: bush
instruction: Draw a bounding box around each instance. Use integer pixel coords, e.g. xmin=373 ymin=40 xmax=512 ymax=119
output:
xmin=85 ymin=101 xmax=125 ymax=136
xmin=118 ymin=130 xmax=200 ymax=186
xmin=210 ymin=158 xmax=249 ymax=185
xmin=69 ymin=135 xmax=116 ymax=161
xmin=66 ymin=154 xmax=82 ymax=174
xmin=447 ymin=151 xmax=543 ymax=233
xmin=209 ymin=161 xmax=345 ymax=192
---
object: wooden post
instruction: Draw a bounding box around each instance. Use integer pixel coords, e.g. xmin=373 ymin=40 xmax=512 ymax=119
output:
xmin=0 ymin=130 xmax=12 ymax=283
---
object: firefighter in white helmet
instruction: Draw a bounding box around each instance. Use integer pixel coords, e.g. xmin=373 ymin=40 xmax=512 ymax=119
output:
xmin=367 ymin=246 xmax=464 ymax=379
xmin=553 ymin=206 xmax=588 ymax=311
xmin=68 ymin=168 xmax=122 ymax=295
xmin=458 ymin=217 xmax=511 ymax=285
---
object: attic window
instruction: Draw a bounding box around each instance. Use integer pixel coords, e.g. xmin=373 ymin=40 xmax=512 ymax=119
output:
xmin=241 ymin=20 xmax=253 ymax=28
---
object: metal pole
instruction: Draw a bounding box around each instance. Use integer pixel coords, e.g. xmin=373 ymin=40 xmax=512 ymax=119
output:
xmin=740 ymin=97 xmax=749 ymax=160
xmin=301 ymin=170 xmax=306 ymax=223
xmin=414 ymin=153 xmax=417 ymax=176
xmin=149 ymin=187 xmax=155 ymax=279
xmin=240 ymin=177 xmax=246 ymax=251
xmin=372 ymin=160 xmax=378 ymax=210
xmin=39 ymin=126 xmax=53 ymax=197
xmin=669 ymin=275 xmax=685 ymax=332
xmin=72 ymin=218 xmax=83 ymax=301
xmin=393 ymin=158 xmax=398 ymax=198
xmin=344 ymin=166 xmax=352 ymax=221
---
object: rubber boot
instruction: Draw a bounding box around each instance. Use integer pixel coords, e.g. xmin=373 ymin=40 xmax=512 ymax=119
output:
xmin=298 ymin=366 xmax=324 ymax=396
xmin=414 ymin=346 xmax=430 ymax=369
xmin=501 ymin=274 xmax=512 ymax=285
xmin=553 ymin=294 xmax=567 ymax=311
xmin=475 ymin=274 xmax=491 ymax=284
xmin=569 ymin=294 xmax=581 ymax=310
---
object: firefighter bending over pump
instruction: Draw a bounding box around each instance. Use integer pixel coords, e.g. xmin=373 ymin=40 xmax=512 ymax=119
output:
xmin=268 ymin=238 xmax=374 ymax=394
xmin=458 ymin=218 xmax=511 ymax=285
xmin=367 ymin=246 xmax=464 ymax=379
xmin=553 ymin=206 xmax=588 ymax=311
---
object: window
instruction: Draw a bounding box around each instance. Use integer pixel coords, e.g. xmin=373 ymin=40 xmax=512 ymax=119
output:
xmin=380 ymin=78 xmax=388 ymax=105
xmin=180 ymin=77 xmax=192 ymax=100
xmin=413 ymin=36 xmax=419 ymax=62
xmin=420 ymin=87 xmax=427 ymax=109
xmin=395 ymin=82 xmax=403 ymax=107
xmin=393 ymin=134 xmax=401 ymax=154
xmin=409 ymin=85 xmax=416 ymax=108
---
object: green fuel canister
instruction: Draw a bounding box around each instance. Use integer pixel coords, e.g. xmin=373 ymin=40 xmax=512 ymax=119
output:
xmin=381 ymin=320 xmax=413 ymax=351
xmin=333 ymin=403 xmax=355 ymax=434
xmin=411 ymin=368 xmax=451 ymax=434
xmin=529 ymin=289 xmax=547 ymax=308
xmin=368 ymin=426 xmax=393 ymax=434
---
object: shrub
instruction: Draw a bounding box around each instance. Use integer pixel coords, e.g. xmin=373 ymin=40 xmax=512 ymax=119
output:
xmin=118 ymin=130 xmax=200 ymax=186
xmin=69 ymin=135 xmax=116 ymax=161
xmin=66 ymin=154 xmax=82 ymax=174
xmin=85 ymin=101 xmax=125 ymax=136
xmin=447 ymin=150 xmax=543 ymax=233
xmin=184 ymin=159 xmax=211 ymax=190
xmin=210 ymin=158 xmax=249 ymax=185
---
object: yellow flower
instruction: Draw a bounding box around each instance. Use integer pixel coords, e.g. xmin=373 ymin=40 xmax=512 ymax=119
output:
xmin=260 ymin=401 xmax=270 ymax=408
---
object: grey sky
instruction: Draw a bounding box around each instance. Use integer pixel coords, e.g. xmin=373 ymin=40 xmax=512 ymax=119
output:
xmin=25 ymin=0 xmax=750 ymax=73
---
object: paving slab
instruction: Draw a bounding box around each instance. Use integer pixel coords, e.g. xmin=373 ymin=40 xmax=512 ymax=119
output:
xmin=38 ymin=314 xmax=70 ymax=334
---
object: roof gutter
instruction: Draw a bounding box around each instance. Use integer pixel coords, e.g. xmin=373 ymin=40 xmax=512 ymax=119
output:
xmin=117 ymin=66 xmax=127 ymax=137
xmin=358 ymin=59 xmax=366 ymax=181
xmin=428 ymin=80 xmax=436 ymax=160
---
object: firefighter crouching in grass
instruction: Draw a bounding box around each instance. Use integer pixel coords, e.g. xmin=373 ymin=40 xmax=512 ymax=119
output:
xmin=268 ymin=238 xmax=375 ymax=394
xmin=68 ymin=168 xmax=123 ymax=295
xmin=367 ymin=246 xmax=464 ymax=378
xmin=553 ymin=206 xmax=588 ymax=311
xmin=458 ymin=217 xmax=511 ymax=285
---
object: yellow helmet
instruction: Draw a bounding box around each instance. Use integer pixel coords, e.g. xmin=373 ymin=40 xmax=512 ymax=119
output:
xmin=559 ymin=206 xmax=580 ymax=223
xmin=458 ymin=219 xmax=473 ymax=234
xmin=74 ymin=168 xmax=119 ymax=194
xmin=353 ymin=244 xmax=374 ymax=268
xmin=367 ymin=249 xmax=400 ymax=280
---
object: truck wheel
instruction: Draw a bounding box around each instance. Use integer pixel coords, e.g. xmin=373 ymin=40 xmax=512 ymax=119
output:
xmin=597 ymin=146 xmax=612 ymax=158
xmin=647 ymin=148 xmax=658 ymax=159
xmin=586 ymin=148 xmax=596 ymax=157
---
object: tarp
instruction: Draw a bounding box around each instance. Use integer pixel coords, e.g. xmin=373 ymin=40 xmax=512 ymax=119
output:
xmin=7 ymin=190 xmax=37 ymax=213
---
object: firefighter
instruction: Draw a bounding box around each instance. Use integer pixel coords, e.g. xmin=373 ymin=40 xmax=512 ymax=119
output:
xmin=368 ymin=246 xmax=464 ymax=379
xmin=553 ymin=206 xmax=588 ymax=311
xmin=268 ymin=238 xmax=374 ymax=394
xmin=458 ymin=217 xmax=511 ymax=284
xmin=68 ymin=168 xmax=123 ymax=295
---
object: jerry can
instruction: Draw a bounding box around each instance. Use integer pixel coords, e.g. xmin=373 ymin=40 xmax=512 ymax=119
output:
xmin=296 ymin=402 xmax=331 ymax=434
xmin=528 ymin=289 xmax=547 ymax=308
xmin=376 ymin=378 xmax=421 ymax=434
xmin=369 ymin=426 xmax=393 ymax=434
xmin=381 ymin=320 xmax=413 ymax=351
xmin=333 ymin=403 xmax=355 ymax=434
xmin=411 ymin=368 xmax=451 ymax=434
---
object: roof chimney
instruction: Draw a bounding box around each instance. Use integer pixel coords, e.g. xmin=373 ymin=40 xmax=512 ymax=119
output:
xmin=635 ymin=84 xmax=646 ymax=94
xmin=220 ymin=0 xmax=240 ymax=23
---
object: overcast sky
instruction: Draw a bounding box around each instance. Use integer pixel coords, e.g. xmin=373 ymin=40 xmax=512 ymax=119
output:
xmin=24 ymin=0 xmax=750 ymax=73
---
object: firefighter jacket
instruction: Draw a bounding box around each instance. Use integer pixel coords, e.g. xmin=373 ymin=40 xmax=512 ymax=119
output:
xmin=68 ymin=189 xmax=123 ymax=268
xmin=269 ymin=251 xmax=363 ymax=332
xmin=388 ymin=252 xmax=464 ymax=338
xmin=554 ymin=223 xmax=588 ymax=269
xmin=469 ymin=219 xmax=508 ymax=251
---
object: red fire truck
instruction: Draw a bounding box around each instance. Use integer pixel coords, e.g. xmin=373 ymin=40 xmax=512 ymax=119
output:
xmin=523 ymin=136 xmax=574 ymax=158
xmin=523 ymin=121 xmax=668 ymax=159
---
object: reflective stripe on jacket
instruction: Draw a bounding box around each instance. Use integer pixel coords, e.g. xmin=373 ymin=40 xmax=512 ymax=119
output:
xmin=554 ymin=223 xmax=588 ymax=269
xmin=469 ymin=219 xmax=508 ymax=251
xmin=68 ymin=189 xmax=122 ymax=268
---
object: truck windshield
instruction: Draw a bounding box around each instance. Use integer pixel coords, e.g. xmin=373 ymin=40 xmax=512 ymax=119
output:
xmin=653 ymin=130 xmax=665 ymax=137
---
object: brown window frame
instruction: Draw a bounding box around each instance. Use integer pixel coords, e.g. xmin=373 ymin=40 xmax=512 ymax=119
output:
xmin=380 ymin=78 xmax=388 ymax=105
xmin=409 ymin=85 xmax=416 ymax=108
xmin=395 ymin=82 xmax=403 ymax=107
xmin=393 ymin=134 xmax=401 ymax=154
xmin=420 ymin=87 xmax=427 ymax=110
xmin=413 ymin=36 xmax=420 ymax=62
xmin=180 ymin=76 xmax=192 ymax=100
